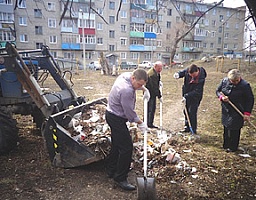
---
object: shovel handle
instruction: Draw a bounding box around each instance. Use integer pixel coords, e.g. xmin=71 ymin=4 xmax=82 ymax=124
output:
xmin=143 ymin=99 xmax=148 ymax=177
xmin=184 ymin=103 xmax=195 ymax=134
xmin=227 ymin=100 xmax=256 ymax=130
xmin=220 ymin=92 xmax=256 ymax=130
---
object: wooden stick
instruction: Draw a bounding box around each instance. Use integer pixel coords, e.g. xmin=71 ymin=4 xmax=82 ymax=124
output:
xmin=227 ymin=100 xmax=256 ymax=130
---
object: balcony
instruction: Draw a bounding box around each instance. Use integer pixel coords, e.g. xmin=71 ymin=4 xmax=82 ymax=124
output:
xmin=130 ymin=31 xmax=144 ymax=38
xmin=182 ymin=47 xmax=203 ymax=53
xmin=130 ymin=17 xmax=145 ymax=24
xmin=62 ymin=43 xmax=81 ymax=50
xmin=130 ymin=45 xmax=144 ymax=51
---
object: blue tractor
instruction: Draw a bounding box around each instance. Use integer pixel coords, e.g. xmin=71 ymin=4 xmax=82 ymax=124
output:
xmin=0 ymin=42 xmax=107 ymax=168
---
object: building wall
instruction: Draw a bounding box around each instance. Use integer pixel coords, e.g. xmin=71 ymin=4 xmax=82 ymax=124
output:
xmin=0 ymin=0 xmax=246 ymax=66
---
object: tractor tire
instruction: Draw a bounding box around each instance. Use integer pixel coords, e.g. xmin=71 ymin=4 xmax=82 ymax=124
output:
xmin=0 ymin=109 xmax=19 ymax=155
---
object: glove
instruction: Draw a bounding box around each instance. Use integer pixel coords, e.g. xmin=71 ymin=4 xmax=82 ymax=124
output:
xmin=159 ymin=81 xmax=163 ymax=87
xmin=159 ymin=97 xmax=163 ymax=103
xmin=182 ymin=97 xmax=186 ymax=103
xmin=143 ymin=88 xmax=150 ymax=102
xmin=173 ymin=72 xmax=179 ymax=79
xmin=138 ymin=122 xmax=148 ymax=133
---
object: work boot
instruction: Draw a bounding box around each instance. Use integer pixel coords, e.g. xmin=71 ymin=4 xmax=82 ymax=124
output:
xmin=148 ymin=124 xmax=158 ymax=129
xmin=114 ymin=180 xmax=136 ymax=191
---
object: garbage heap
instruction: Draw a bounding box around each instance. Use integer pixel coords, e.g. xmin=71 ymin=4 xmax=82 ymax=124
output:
xmin=67 ymin=103 xmax=197 ymax=179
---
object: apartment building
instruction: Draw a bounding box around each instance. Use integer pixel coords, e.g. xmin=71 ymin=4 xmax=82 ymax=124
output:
xmin=0 ymin=0 xmax=245 ymax=66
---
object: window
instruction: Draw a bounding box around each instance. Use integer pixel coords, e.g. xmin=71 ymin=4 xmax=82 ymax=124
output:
xmin=47 ymin=2 xmax=55 ymax=11
xmin=121 ymin=10 xmax=127 ymax=18
xmin=0 ymin=31 xmax=13 ymax=41
xmin=0 ymin=12 xmax=13 ymax=22
xmin=49 ymin=35 xmax=57 ymax=43
xmin=97 ymin=37 xmax=103 ymax=44
xmin=120 ymin=38 xmax=127 ymax=45
xmin=48 ymin=18 xmax=56 ymax=28
xmin=234 ymin=44 xmax=237 ymax=49
xmin=235 ymin=23 xmax=239 ymax=29
xmin=218 ymin=26 xmax=222 ymax=33
xmin=109 ymin=1 xmax=115 ymax=10
xmin=219 ymin=15 xmax=223 ymax=22
xmin=109 ymin=30 xmax=115 ymax=38
xmin=109 ymin=16 xmax=115 ymax=24
xmin=210 ymin=43 xmax=214 ymax=48
xmin=212 ymin=20 xmax=216 ymax=26
xmin=35 ymin=26 xmax=43 ymax=35
xmin=18 ymin=0 xmax=26 ymax=8
xmin=120 ymin=52 xmax=126 ymax=59
xmin=157 ymin=40 xmax=162 ymax=47
xmin=0 ymin=0 xmax=12 ymax=4
xmin=218 ymin=37 xmax=221 ymax=44
xmin=176 ymin=16 xmax=181 ymax=23
xmin=109 ymin=45 xmax=115 ymax=51
xmin=20 ymin=34 xmax=28 ymax=42
xmin=36 ymin=43 xmax=43 ymax=49
xmin=158 ymin=15 xmax=163 ymax=22
xmin=34 ymin=9 xmax=42 ymax=18
xmin=224 ymin=43 xmax=228 ymax=49
xmin=97 ymin=8 xmax=103 ymax=15
xmin=121 ymin=24 xmax=126 ymax=32
xmin=167 ymin=21 xmax=171 ymax=29
xmin=166 ymin=47 xmax=170 ymax=52
xmin=131 ymin=52 xmax=139 ymax=60
xmin=224 ymin=33 xmax=229 ymax=38
xmin=97 ymin=23 xmax=103 ymax=30
xmin=212 ymin=9 xmax=216 ymax=15
xmin=226 ymin=10 xmax=230 ymax=17
xmin=19 ymin=17 xmax=27 ymax=26
xmin=166 ymin=34 xmax=170 ymax=40
xmin=211 ymin=31 xmax=215 ymax=37
xmin=167 ymin=9 xmax=172 ymax=16
xmin=203 ymin=43 xmax=207 ymax=48
xmin=144 ymin=53 xmax=151 ymax=60
xmin=50 ymin=51 xmax=57 ymax=58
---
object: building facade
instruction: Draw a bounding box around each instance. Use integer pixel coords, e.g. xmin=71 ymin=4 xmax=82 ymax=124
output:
xmin=0 ymin=0 xmax=246 ymax=67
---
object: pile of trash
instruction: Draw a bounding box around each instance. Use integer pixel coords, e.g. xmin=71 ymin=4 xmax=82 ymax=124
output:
xmin=67 ymin=103 xmax=197 ymax=179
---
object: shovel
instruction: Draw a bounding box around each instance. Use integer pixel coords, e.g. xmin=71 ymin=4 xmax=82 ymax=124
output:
xmin=137 ymin=99 xmax=157 ymax=200
xmin=183 ymin=101 xmax=195 ymax=135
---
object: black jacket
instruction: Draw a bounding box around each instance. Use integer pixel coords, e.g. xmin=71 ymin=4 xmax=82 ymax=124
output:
xmin=146 ymin=68 xmax=161 ymax=99
xmin=178 ymin=67 xmax=207 ymax=103
xmin=216 ymin=77 xmax=254 ymax=129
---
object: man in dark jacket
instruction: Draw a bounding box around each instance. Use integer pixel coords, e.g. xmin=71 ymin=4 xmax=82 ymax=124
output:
xmin=173 ymin=64 xmax=207 ymax=134
xmin=216 ymin=69 xmax=254 ymax=152
xmin=145 ymin=61 xmax=163 ymax=128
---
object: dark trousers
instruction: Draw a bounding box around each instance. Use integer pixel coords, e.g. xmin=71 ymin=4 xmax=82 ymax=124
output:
xmin=147 ymin=97 xmax=156 ymax=126
xmin=184 ymin=100 xmax=200 ymax=133
xmin=105 ymin=111 xmax=133 ymax=182
xmin=223 ymin=126 xmax=241 ymax=151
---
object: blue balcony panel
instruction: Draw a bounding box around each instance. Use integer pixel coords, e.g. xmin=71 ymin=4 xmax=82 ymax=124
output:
xmin=144 ymin=32 xmax=156 ymax=39
xmin=130 ymin=45 xmax=144 ymax=51
xmin=62 ymin=43 xmax=80 ymax=50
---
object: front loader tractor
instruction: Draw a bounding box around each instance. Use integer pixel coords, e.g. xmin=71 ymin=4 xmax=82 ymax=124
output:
xmin=0 ymin=42 xmax=107 ymax=168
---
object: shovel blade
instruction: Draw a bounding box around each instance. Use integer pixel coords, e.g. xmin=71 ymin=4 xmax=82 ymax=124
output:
xmin=137 ymin=177 xmax=157 ymax=200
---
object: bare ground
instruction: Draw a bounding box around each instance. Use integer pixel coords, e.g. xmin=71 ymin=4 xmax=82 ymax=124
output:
xmin=1 ymin=59 xmax=256 ymax=200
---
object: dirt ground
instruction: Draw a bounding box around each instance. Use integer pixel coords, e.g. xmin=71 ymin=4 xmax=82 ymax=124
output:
xmin=1 ymin=59 xmax=256 ymax=200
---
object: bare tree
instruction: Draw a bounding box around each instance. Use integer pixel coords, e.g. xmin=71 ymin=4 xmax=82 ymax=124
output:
xmin=166 ymin=0 xmax=224 ymax=66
